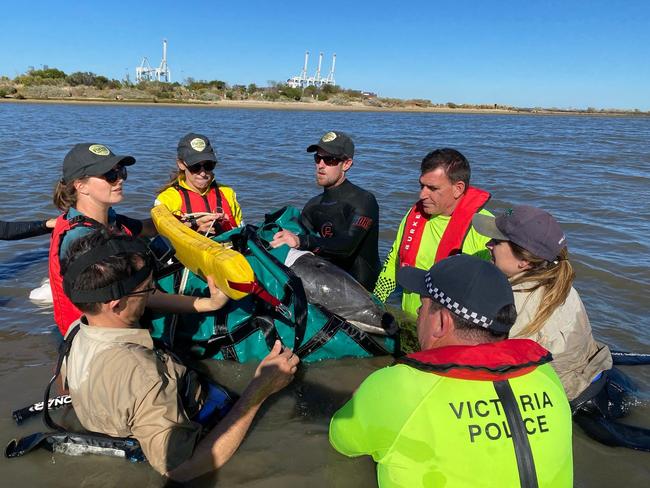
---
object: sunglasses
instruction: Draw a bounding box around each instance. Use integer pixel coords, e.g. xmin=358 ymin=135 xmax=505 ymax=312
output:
xmin=187 ymin=160 xmax=217 ymax=173
xmin=101 ymin=165 xmax=128 ymax=184
xmin=313 ymin=154 xmax=344 ymax=166
xmin=488 ymin=238 xmax=508 ymax=246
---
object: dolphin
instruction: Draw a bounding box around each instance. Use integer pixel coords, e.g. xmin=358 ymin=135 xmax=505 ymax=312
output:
xmin=285 ymin=249 xmax=398 ymax=336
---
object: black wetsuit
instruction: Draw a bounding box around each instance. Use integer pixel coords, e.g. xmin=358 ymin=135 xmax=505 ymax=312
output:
xmin=297 ymin=179 xmax=380 ymax=291
xmin=0 ymin=220 xmax=51 ymax=240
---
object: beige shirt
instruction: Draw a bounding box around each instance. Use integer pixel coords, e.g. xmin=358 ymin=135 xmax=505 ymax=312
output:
xmin=62 ymin=319 xmax=203 ymax=474
xmin=510 ymin=282 xmax=612 ymax=400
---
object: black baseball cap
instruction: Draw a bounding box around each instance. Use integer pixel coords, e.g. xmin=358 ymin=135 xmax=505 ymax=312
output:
xmin=473 ymin=206 xmax=567 ymax=262
xmin=397 ymin=254 xmax=515 ymax=334
xmin=62 ymin=143 xmax=135 ymax=184
xmin=177 ymin=133 xmax=217 ymax=166
xmin=306 ymin=131 xmax=354 ymax=159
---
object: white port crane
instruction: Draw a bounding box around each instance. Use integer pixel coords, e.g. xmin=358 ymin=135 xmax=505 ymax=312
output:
xmin=135 ymin=39 xmax=171 ymax=83
xmin=287 ymin=51 xmax=336 ymax=88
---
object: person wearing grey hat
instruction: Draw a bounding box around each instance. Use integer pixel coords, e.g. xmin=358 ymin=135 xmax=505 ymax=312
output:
xmin=155 ymin=133 xmax=243 ymax=236
xmin=270 ymin=131 xmax=380 ymax=291
xmin=50 ymin=142 xmax=158 ymax=335
xmin=372 ymin=148 xmax=493 ymax=319
xmin=472 ymin=206 xmax=612 ymax=403
xmin=330 ymin=254 xmax=573 ymax=487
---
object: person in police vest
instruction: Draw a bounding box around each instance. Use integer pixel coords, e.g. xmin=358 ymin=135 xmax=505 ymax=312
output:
xmin=330 ymin=254 xmax=573 ymax=488
xmin=155 ymin=133 xmax=243 ymax=236
xmin=373 ymin=148 xmax=492 ymax=318
xmin=60 ymin=230 xmax=299 ymax=481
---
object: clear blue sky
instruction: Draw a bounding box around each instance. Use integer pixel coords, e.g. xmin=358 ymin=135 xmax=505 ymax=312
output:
xmin=1 ymin=0 xmax=648 ymax=110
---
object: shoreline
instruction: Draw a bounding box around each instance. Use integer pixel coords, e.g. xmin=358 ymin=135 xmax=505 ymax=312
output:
xmin=1 ymin=97 xmax=647 ymax=117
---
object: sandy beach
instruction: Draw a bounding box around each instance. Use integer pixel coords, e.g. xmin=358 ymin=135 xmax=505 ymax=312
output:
xmin=2 ymin=96 xmax=644 ymax=116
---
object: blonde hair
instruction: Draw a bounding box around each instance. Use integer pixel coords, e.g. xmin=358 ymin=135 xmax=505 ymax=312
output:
xmin=509 ymin=245 xmax=575 ymax=337
xmin=53 ymin=179 xmax=80 ymax=212
xmin=158 ymin=168 xmax=184 ymax=193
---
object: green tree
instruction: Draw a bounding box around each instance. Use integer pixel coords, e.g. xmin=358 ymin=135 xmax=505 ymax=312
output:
xmin=278 ymin=85 xmax=302 ymax=100
xmin=28 ymin=68 xmax=67 ymax=79
xmin=66 ymin=71 xmax=97 ymax=86
xmin=321 ymin=84 xmax=340 ymax=95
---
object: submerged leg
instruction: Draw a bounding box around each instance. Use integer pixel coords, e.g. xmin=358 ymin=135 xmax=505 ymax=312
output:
xmin=574 ymin=412 xmax=650 ymax=452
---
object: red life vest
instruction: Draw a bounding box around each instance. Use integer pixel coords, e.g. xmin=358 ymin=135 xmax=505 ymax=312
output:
xmin=400 ymin=339 xmax=552 ymax=381
xmin=49 ymin=213 xmax=135 ymax=336
xmin=398 ymin=186 xmax=490 ymax=268
xmin=173 ymin=181 xmax=236 ymax=233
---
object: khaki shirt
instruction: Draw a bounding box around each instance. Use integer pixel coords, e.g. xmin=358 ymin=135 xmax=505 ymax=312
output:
xmin=510 ymin=282 xmax=612 ymax=400
xmin=62 ymin=319 xmax=203 ymax=474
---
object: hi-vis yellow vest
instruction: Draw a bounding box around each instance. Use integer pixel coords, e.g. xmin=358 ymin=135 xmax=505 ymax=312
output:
xmin=329 ymin=340 xmax=573 ymax=488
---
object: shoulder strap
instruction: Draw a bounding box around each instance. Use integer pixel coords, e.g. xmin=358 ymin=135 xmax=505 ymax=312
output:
xmin=68 ymin=214 xmax=104 ymax=230
xmin=434 ymin=187 xmax=490 ymax=263
xmin=173 ymin=183 xmax=194 ymax=214
xmin=493 ymin=380 xmax=539 ymax=488
xmin=43 ymin=325 xmax=81 ymax=431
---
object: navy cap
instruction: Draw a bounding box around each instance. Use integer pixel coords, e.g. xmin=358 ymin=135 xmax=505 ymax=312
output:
xmin=62 ymin=143 xmax=135 ymax=184
xmin=306 ymin=131 xmax=354 ymax=159
xmin=177 ymin=133 xmax=218 ymax=166
xmin=397 ymin=254 xmax=514 ymax=334
xmin=473 ymin=206 xmax=567 ymax=262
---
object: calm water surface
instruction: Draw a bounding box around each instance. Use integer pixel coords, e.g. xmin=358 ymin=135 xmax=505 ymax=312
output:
xmin=0 ymin=102 xmax=648 ymax=487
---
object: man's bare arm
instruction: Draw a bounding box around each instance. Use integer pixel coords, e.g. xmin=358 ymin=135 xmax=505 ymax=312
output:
xmin=166 ymin=341 xmax=299 ymax=482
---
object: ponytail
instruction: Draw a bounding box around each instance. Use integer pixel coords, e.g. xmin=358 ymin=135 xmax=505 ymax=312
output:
xmin=53 ymin=180 xmax=79 ymax=212
xmin=509 ymin=246 xmax=575 ymax=338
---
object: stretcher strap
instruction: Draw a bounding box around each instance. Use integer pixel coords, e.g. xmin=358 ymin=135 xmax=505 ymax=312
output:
xmin=227 ymin=280 xmax=291 ymax=319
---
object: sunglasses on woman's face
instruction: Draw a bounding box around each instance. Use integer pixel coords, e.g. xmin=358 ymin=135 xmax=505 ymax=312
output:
xmin=187 ymin=160 xmax=217 ymax=173
xmin=313 ymin=153 xmax=344 ymax=166
xmin=101 ymin=165 xmax=128 ymax=184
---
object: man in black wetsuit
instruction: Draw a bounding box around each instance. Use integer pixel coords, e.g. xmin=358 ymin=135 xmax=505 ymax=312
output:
xmin=270 ymin=131 xmax=380 ymax=291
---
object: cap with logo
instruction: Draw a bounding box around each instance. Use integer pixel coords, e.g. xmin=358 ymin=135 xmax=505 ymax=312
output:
xmin=62 ymin=143 xmax=135 ymax=184
xmin=472 ymin=205 xmax=567 ymax=262
xmin=177 ymin=133 xmax=217 ymax=166
xmin=397 ymin=254 xmax=514 ymax=334
xmin=306 ymin=131 xmax=354 ymax=159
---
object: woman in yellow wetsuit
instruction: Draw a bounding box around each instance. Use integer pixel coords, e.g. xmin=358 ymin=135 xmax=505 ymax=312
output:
xmin=155 ymin=133 xmax=243 ymax=235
